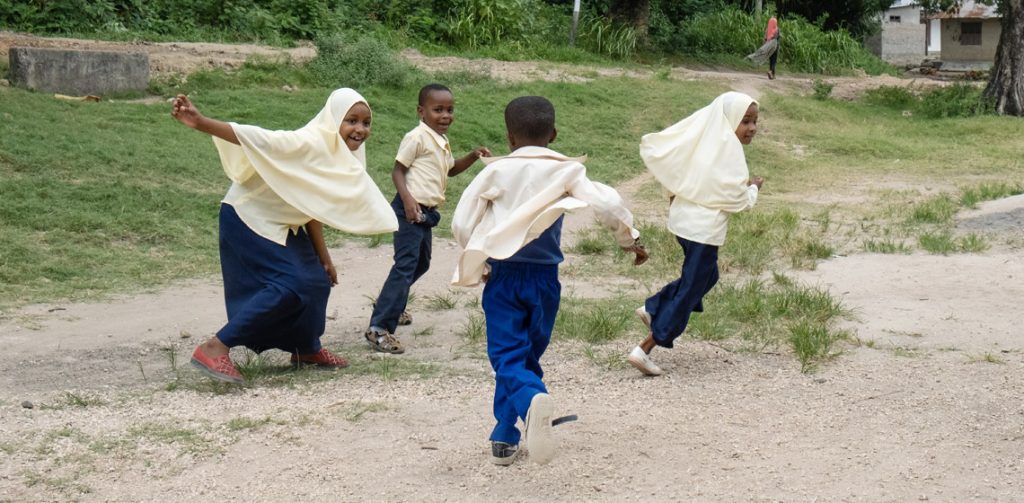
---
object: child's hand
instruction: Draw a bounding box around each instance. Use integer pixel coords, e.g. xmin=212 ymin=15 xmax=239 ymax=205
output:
xmin=473 ymin=147 xmax=492 ymax=159
xmin=623 ymin=243 xmax=649 ymax=266
xmin=323 ymin=263 xmax=338 ymax=286
xmin=402 ymin=200 xmax=423 ymax=224
xmin=748 ymin=176 xmax=765 ymax=189
xmin=171 ymin=94 xmax=202 ymax=129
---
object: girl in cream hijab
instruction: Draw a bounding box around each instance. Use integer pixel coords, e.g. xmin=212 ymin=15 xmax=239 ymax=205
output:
xmin=171 ymin=88 xmax=398 ymax=384
xmin=627 ymin=91 xmax=766 ymax=377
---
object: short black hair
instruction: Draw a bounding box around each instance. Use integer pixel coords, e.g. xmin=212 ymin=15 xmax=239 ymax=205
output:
xmin=418 ymin=83 xmax=452 ymax=105
xmin=504 ymin=96 xmax=555 ymax=143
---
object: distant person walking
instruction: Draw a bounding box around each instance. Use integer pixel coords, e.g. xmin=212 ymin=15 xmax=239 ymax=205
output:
xmin=746 ymin=16 xmax=780 ymax=80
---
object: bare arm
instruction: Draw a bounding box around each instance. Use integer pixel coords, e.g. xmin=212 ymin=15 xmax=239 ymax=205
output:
xmin=306 ymin=220 xmax=337 ymax=286
xmin=392 ymin=161 xmax=422 ymax=223
xmin=171 ymin=94 xmax=239 ymax=145
xmin=449 ymin=147 xmax=491 ymax=177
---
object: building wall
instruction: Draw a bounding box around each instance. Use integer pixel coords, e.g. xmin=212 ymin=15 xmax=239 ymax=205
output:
xmin=927 ymin=18 xmax=942 ymax=54
xmin=941 ymin=18 xmax=1000 ymax=62
xmin=878 ymin=5 xmax=926 ymax=65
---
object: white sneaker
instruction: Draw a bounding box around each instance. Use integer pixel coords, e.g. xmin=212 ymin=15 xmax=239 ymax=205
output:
xmin=628 ymin=346 xmax=664 ymax=376
xmin=635 ymin=306 xmax=652 ymax=332
xmin=523 ymin=393 xmax=556 ymax=465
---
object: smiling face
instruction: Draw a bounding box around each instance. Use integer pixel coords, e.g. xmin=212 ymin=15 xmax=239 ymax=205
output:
xmin=339 ymin=102 xmax=372 ymax=151
xmin=734 ymin=103 xmax=758 ymax=145
xmin=417 ymin=90 xmax=455 ymax=135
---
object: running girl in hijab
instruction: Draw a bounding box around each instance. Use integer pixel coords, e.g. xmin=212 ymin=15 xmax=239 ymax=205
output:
xmin=627 ymin=92 xmax=765 ymax=376
xmin=171 ymin=88 xmax=399 ymax=384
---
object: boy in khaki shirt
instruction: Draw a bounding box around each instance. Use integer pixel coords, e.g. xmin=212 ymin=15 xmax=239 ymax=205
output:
xmin=366 ymin=84 xmax=490 ymax=353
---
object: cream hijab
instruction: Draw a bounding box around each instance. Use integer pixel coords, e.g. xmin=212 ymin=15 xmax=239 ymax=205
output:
xmin=213 ymin=88 xmax=398 ymax=235
xmin=639 ymin=92 xmax=758 ymax=213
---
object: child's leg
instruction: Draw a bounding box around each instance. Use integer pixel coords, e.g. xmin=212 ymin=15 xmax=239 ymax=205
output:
xmin=769 ymin=50 xmax=778 ymax=78
xmin=483 ymin=263 xmax=555 ymax=445
xmin=369 ymin=201 xmax=430 ymax=333
xmin=644 ymin=237 xmax=719 ymax=349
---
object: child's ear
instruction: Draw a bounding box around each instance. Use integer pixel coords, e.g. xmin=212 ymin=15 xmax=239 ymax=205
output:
xmin=507 ymin=131 xmax=517 ymax=150
xmin=549 ymin=128 xmax=558 ymax=144
xmin=416 ymin=105 xmax=424 ymax=117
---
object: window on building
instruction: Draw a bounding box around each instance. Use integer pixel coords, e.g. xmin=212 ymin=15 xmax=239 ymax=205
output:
xmin=961 ymin=22 xmax=982 ymax=45
xmin=889 ymin=15 xmax=902 ymax=23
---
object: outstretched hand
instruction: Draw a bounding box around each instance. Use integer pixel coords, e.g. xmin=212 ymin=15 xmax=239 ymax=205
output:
xmin=624 ymin=244 xmax=649 ymax=266
xmin=749 ymin=176 xmax=765 ymax=189
xmin=473 ymin=146 xmax=492 ymax=159
xmin=170 ymin=94 xmax=202 ymax=129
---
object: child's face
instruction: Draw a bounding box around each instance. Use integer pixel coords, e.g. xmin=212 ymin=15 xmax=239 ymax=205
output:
xmin=418 ymin=90 xmax=455 ymax=135
xmin=339 ymin=102 xmax=372 ymax=151
xmin=734 ymin=104 xmax=758 ymax=145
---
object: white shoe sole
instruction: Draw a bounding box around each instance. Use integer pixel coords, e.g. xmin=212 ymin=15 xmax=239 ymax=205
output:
xmin=627 ymin=347 xmax=664 ymax=377
xmin=635 ymin=306 xmax=652 ymax=332
xmin=524 ymin=393 xmax=556 ymax=465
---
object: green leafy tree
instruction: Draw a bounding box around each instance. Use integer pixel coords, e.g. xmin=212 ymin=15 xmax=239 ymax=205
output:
xmin=920 ymin=0 xmax=1023 ymax=116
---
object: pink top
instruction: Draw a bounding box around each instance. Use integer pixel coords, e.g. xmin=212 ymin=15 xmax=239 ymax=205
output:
xmin=764 ymin=17 xmax=779 ymax=41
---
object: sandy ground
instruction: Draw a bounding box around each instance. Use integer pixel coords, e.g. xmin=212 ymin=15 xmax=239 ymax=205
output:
xmin=2 ymin=36 xmax=1023 ymax=502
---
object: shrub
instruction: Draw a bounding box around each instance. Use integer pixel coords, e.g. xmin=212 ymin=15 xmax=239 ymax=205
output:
xmin=812 ymin=79 xmax=834 ymax=100
xmin=309 ymin=34 xmax=418 ymax=89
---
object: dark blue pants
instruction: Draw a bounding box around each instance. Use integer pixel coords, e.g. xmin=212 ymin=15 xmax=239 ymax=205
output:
xmin=369 ymin=195 xmax=441 ymax=333
xmin=645 ymin=237 xmax=719 ymax=349
xmin=483 ymin=261 xmax=560 ymax=445
xmin=216 ymin=204 xmax=331 ymax=354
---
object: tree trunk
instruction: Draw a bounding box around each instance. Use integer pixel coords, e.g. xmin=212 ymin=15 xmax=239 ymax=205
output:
xmin=984 ymin=0 xmax=1024 ymax=116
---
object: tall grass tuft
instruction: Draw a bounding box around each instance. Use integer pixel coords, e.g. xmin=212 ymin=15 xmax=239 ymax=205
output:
xmin=678 ymin=8 xmax=896 ymax=75
xmin=959 ymin=182 xmax=1024 ymax=208
xmin=555 ymin=296 xmax=638 ymax=344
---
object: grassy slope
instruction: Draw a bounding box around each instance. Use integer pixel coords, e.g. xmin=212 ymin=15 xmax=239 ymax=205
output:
xmin=3 ymin=65 xmax=1024 ymax=308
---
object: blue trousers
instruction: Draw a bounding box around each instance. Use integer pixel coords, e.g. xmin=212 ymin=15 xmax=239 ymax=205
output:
xmin=216 ymin=204 xmax=331 ymax=354
xmin=645 ymin=236 xmax=719 ymax=349
xmin=482 ymin=261 xmax=560 ymax=444
xmin=369 ymin=194 xmax=441 ymax=333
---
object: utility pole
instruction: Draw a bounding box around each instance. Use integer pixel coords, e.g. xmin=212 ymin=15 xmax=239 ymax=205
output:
xmin=570 ymin=0 xmax=581 ymax=46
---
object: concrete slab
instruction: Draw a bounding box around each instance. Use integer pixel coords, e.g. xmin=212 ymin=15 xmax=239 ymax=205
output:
xmin=8 ymin=46 xmax=148 ymax=95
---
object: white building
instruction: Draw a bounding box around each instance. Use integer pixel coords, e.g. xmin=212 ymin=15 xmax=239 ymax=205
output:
xmin=867 ymin=0 xmax=934 ymax=65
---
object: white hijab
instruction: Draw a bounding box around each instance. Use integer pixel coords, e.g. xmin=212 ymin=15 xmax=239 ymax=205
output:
xmin=213 ymin=88 xmax=398 ymax=235
xmin=639 ymin=92 xmax=758 ymax=212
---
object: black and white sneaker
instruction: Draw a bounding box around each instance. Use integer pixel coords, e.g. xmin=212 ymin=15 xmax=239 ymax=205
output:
xmin=491 ymin=441 xmax=519 ymax=466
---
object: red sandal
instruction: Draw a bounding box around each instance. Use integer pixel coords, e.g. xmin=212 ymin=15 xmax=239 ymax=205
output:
xmin=291 ymin=348 xmax=349 ymax=368
xmin=190 ymin=346 xmax=244 ymax=384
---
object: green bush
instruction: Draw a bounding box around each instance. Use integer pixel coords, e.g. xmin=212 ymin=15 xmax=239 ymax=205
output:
xmin=678 ymin=7 xmax=896 ymax=75
xmin=309 ymin=34 xmax=418 ymax=89
xmin=812 ymin=79 xmax=834 ymax=100
xmin=864 ymin=84 xmax=991 ymax=119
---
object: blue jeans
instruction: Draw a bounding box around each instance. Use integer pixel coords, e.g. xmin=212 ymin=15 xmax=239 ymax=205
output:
xmin=483 ymin=261 xmax=560 ymax=444
xmin=645 ymin=237 xmax=719 ymax=348
xmin=369 ymin=195 xmax=441 ymax=333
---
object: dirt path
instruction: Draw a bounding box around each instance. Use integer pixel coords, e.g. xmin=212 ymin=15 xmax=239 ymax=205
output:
xmin=2 ymin=34 xmax=1022 ymax=502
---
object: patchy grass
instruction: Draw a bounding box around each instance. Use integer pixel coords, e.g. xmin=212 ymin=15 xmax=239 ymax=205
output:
xmin=425 ymin=290 xmax=461 ymax=310
xmin=965 ymin=352 xmax=1006 ymax=364
xmin=555 ymin=296 xmax=639 ymax=344
xmin=457 ymin=313 xmax=486 ymax=344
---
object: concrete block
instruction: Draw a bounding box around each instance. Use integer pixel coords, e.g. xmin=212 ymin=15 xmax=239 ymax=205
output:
xmin=8 ymin=47 xmax=149 ymax=96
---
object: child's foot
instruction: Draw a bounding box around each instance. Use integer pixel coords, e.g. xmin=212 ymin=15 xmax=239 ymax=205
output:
xmin=364 ymin=328 xmax=405 ymax=354
xmin=635 ymin=306 xmax=652 ymax=332
xmin=627 ymin=346 xmax=664 ymax=376
xmin=397 ymin=311 xmax=413 ymax=326
xmin=291 ymin=348 xmax=349 ymax=368
xmin=190 ymin=346 xmax=244 ymax=384
xmin=491 ymin=441 xmax=519 ymax=466
xmin=523 ymin=393 xmax=556 ymax=464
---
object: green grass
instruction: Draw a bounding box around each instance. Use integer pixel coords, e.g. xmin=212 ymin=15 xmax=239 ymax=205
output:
xmin=457 ymin=313 xmax=486 ymax=344
xmin=554 ymin=296 xmax=639 ymax=344
xmin=959 ymin=182 xmax=1024 ymax=208
xmin=425 ymin=290 xmax=460 ymax=310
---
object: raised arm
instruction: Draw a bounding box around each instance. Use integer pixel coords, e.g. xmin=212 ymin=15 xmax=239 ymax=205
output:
xmin=171 ymin=94 xmax=239 ymax=145
xmin=450 ymin=147 xmax=491 ymax=177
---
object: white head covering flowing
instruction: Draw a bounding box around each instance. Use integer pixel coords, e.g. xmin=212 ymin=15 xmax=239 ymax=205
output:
xmin=213 ymin=88 xmax=398 ymax=235
xmin=639 ymin=91 xmax=758 ymax=212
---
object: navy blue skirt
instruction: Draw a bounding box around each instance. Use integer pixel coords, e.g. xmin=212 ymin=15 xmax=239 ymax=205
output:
xmin=216 ymin=204 xmax=331 ymax=354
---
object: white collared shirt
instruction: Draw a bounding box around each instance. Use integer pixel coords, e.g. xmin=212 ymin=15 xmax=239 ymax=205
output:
xmin=667 ymin=185 xmax=758 ymax=246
